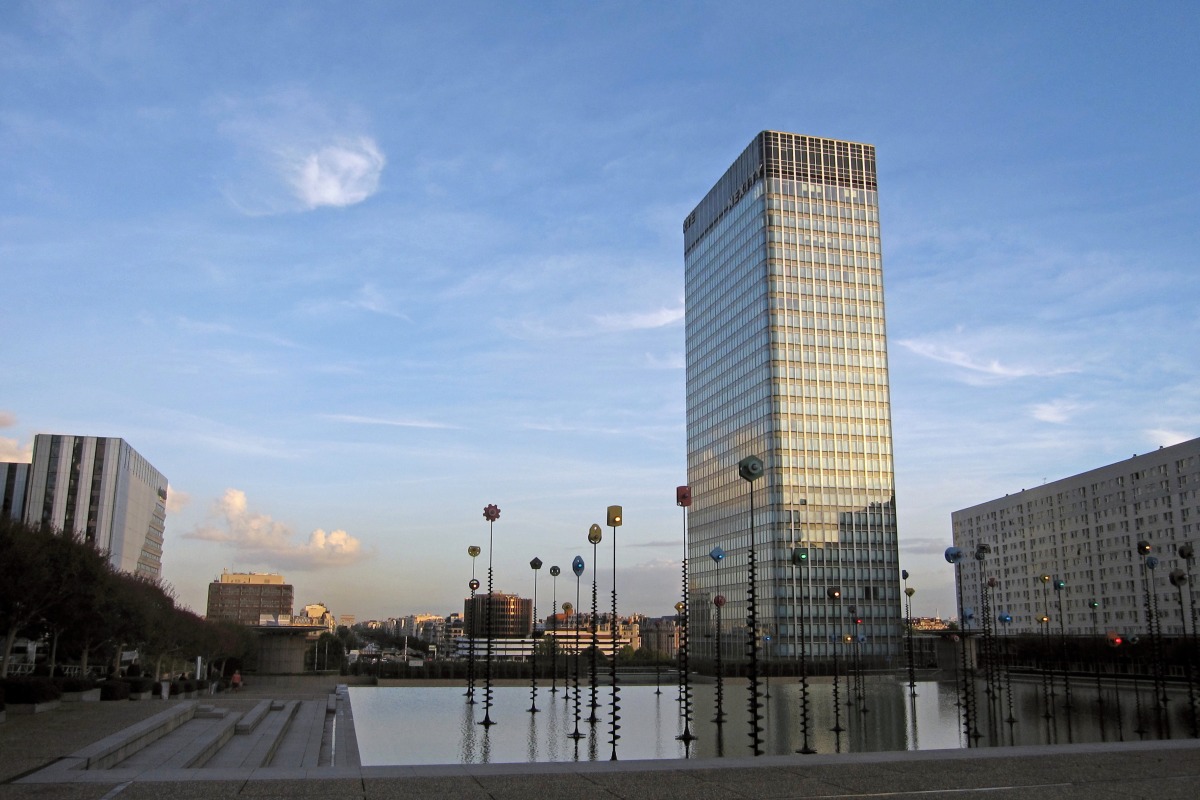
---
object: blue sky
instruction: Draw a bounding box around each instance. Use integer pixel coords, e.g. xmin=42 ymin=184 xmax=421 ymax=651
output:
xmin=2 ymin=2 xmax=1198 ymax=623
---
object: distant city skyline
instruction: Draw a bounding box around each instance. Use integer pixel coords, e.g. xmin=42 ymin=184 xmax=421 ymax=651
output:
xmin=2 ymin=3 xmax=1197 ymax=622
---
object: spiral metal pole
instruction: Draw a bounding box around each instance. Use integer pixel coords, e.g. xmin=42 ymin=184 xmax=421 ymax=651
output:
xmin=550 ymin=571 xmax=559 ymax=695
xmin=528 ymin=561 xmax=540 ymax=714
xmin=589 ymin=541 xmax=600 ymax=724
xmin=569 ymin=573 xmax=585 ymax=740
xmin=955 ymin=563 xmax=976 ymax=745
xmin=745 ymin=481 xmax=763 ymax=756
xmin=713 ymin=601 xmax=725 ymax=724
xmin=480 ymin=514 xmax=497 ymax=727
xmin=466 ymin=556 xmax=478 ymax=704
xmin=830 ymin=635 xmax=844 ymax=734
xmin=677 ymin=502 xmax=695 ymax=743
xmin=795 ymin=560 xmax=815 ymax=754
xmin=609 ymin=523 xmax=621 ymax=761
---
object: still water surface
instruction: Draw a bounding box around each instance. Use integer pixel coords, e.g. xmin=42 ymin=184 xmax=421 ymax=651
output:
xmin=350 ymin=678 xmax=1193 ymax=765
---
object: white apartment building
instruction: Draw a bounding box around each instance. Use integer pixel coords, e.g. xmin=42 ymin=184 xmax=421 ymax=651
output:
xmin=951 ymin=438 xmax=1200 ymax=636
xmin=22 ymin=434 xmax=168 ymax=578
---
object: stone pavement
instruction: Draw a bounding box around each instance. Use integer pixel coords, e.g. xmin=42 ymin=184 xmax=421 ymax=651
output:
xmin=2 ymin=675 xmax=1199 ymax=799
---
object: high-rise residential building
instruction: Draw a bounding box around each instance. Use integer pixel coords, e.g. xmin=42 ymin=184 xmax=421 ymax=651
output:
xmin=1 ymin=462 xmax=30 ymax=520
xmin=22 ymin=434 xmax=168 ymax=579
xmin=952 ymin=437 xmax=1200 ymax=637
xmin=206 ymin=571 xmax=295 ymax=626
xmin=684 ymin=130 xmax=901 ymax=663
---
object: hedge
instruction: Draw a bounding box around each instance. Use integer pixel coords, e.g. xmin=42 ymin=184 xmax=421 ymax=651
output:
xmin=1 ymin=678 xmax=62 ymax=704
xmin=55 ymin=677 xmax=97 ymax=693
xmin=100 ymin=681 xmax=131 ymax=701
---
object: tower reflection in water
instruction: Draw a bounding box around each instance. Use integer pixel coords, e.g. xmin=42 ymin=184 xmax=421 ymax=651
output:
xmin=352 ymin=677 xmax=1193 ymax=766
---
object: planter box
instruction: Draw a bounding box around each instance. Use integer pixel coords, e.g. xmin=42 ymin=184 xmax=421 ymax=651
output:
xmin=62 ymin=688 xmax=102 ymax=702
xmin=7 ymin=700 xmax=61 ymax=715
xmin=128 ymin=691 xmax=153 ymax=701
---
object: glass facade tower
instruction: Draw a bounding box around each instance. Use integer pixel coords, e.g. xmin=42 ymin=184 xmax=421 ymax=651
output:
xmin=684 ymin=131 xmax=901 ymax=663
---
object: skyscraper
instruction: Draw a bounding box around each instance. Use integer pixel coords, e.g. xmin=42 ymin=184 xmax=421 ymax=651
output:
xmin=23 ymin=434 xmax=168 ymax=579
xmin=684 ymin=131 xmax=901 ymax=663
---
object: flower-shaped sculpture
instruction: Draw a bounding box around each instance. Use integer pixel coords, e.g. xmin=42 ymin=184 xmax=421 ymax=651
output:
xmin=550 ymin=565 xmax=560 ymax=577
xmin=573 ymin=555 xmax=585 ymax=576
xmin=468 ymin=545 xmax=481 ymax=558
xmin=714 ymin=594 xmax=726 ymax=608
xmin=469 ymin=578 xmax=480 ymax=591
xmin=588 ymin=524 xmax=603 ymax=545
xmin=483 ymin=504 xmax=500 ymax=522
xmin=710 ymin=546 xmax=725 ymax=563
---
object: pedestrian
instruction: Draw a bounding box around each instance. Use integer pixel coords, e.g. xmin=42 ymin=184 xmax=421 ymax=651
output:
xmin=232 ymin=670 xmax=242 ymax=691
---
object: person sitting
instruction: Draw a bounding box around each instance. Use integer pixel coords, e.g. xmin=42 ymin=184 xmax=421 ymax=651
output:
xmin=231 ymin=670 xmax=242 ymax=691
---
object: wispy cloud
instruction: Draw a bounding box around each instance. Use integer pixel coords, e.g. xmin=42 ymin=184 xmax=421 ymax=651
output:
xmin=288 ymin=137 xmax=385 ymax=209
xmin=898 ymin=337 xmax=1078 ymax=382
xmin=592 ymin=304 xmax=684 ymax=332
xmin=215 ymin=89 xmax=384 ymax=215
xmin=323 ymin=414 xmax=460 ymax=430
xmin=184 ymin=488 xmax=368 ymax=570
xmin=176 ymin=317 xmax=299 ymax=348
xmin=1145 ymin=428 xmax=1194 ymax=448
xmin=346 ymin=284 xmax=408 ymax=319
xmin=899 ymin=536 xmax=952 ymax=556
xmin=0 ymin=410 xmax=16 ymax=429
xmin=1030 ymin=399 xmax=1083 ymax=424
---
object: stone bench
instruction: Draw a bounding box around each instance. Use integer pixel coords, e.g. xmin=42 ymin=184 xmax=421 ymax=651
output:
xmin=71 ymin=701 xmax=196 ymax=770
xmin=160 ymin=714 xmax=241 ymax=769
xmin=235 ymin=699 xmax=272 ymax=734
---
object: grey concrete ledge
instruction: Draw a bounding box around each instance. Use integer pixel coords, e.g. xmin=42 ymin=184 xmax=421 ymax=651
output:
xmin=18 ymin=736 xmax=1200 ymax=784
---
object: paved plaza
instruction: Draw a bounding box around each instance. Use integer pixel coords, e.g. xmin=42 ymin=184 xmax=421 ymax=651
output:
xmin=2 ymin=675 xmax=1199 ymax=799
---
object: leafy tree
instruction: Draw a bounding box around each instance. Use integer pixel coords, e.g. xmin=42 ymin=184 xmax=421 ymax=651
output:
xmin=0 ymin=520 xmax=75 ymax=677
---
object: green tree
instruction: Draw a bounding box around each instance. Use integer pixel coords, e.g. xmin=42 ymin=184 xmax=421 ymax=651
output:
xmin=0 ymin=519 xmax=75 ymax=677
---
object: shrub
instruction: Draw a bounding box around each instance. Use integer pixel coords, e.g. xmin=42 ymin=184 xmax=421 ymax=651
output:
xmin=125 ymin=677 xmax=154 ymax=693
xmin=56 ymin=677 xmax=97 ymax=693
xmin=100 ymin=681 xmax=131 ymax=701
xmin=1 ymin=678 xmax=62 ymax=704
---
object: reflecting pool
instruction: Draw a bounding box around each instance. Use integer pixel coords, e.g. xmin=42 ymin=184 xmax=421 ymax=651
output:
xmin=350 ymin=677 xmax=1195 ymax=765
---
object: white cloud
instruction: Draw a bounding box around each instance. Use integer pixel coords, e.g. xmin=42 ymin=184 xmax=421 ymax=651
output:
xmin=1030 ymin=399 xmax=1082 ymax=424
xmin=184 ymin=488 xmax=368 ymax=570
xmin=323 ymin=414 xmax=459 ymax=430
xmin=898 ymin=338 xmax=1078 ymax=382
xmin=166 ymin=485 xmax=190 ymax=514
xmin=593 ymin=304 xmax=684 ymax=332
xmin=289 ymin=137 xmax=385 ymax=209
xmin=0 ymin=437 xmax=32 ymax=462
xmin=1145 ymin=429 xmax=1194 ymax=448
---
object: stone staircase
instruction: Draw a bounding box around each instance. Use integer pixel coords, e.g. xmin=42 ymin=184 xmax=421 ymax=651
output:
xmin=23 ymin=685 xmax=359 ymax=782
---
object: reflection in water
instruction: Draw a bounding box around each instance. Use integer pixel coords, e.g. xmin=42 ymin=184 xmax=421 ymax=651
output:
xmin=350 ymin=677 xmax=1193 ymax=767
